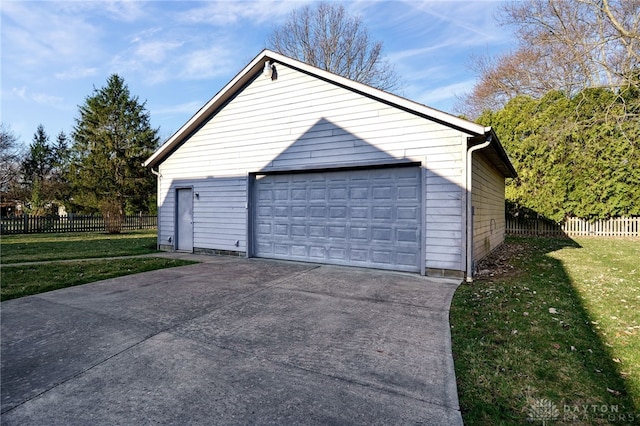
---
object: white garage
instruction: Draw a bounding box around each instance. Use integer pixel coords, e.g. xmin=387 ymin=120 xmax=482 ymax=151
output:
xmin=144 ymin=50 xmax=516 ymax=280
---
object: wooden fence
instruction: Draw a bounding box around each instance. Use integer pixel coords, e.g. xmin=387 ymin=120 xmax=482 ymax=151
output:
xmin=0 ymin=214 xmax=157 ymax=235
xmin=506 ymin=216 xmax=639 ymax=237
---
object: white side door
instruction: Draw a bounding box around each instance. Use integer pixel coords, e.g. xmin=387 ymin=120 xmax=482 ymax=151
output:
xmin=176 ymin=188 xmax=193 ymax=252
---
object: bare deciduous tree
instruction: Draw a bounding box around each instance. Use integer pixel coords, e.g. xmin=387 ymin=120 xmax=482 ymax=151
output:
xmin=0 ymin=124 xmax=25 ymax=214
xmin=0 ymin=124 xmax=22 ymax=193
xmin=459 ymin=0 xmax=640 ymax=118
xmin=268 ymin=2 xmax=401 ymax=92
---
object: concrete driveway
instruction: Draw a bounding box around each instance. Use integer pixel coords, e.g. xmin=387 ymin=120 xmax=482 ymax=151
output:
xmin=1 ymin=256 xmax=463 ymax=425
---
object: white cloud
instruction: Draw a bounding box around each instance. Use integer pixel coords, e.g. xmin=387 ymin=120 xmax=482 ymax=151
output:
xmin=55 ymin=67 xmax=98 ymax=80
xmin=179 ymin=46 xmax=236 ymax=80
xmin=388 ymin=41 xmax=460 ymax=63
xmin=177 ymin=1 xmax=300 ymax=25
xmin=102 ymin=0 xmax=147 ymax=23
xmin=32 ymin=92 xmax=66 ymax=108
xmin=398 ymin=64 xmax=450 ymax=84
xmin=111 ymin=34 xmax=236 ymax=85
xmin=134 ymin=40 xmax=184 ymax=64
xmin=1 ymin=1 xmax=104 ymax=73
xmin=3 ymin=86 xmax=66 ymax=109
xmin=153 ymin=100 xmax=206 ymax=117
xmin=415 ymin=79 xmax=476 ymax=105
xmin=401 ymin=0 xmax=505 ymax=45
xmin=130 ymin=27 xmax=162 ymax=44
xmin=10 ymin=87 xmax=27 ymax=100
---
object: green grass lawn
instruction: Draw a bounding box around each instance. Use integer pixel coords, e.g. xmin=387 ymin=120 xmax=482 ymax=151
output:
xmin=1 ymin=257 xmax=196 ymax=301
xmin=451 ymin=237 xmax=639 ymax=425
xmin=1 ymin=230 xmax=159 ymax=264
xmin=1 ymin=231 xmax=197 ymax=301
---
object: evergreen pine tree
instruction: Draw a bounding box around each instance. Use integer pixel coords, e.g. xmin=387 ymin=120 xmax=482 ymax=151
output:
xmin=69 ymin=74 xmax=159 ymax=231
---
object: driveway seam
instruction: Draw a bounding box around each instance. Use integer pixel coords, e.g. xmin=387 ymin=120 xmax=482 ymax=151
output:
xmin=163 ymin=328 xmax=461 ymax=412
xmin=157 ymin=265 xmax=323 ymax=333
xmin=273 ymin=285 xmax=453 ymax=312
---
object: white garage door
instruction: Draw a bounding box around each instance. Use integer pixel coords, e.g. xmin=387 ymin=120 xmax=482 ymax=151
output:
xmin=253 ymin=166 xmax=422 ymax=272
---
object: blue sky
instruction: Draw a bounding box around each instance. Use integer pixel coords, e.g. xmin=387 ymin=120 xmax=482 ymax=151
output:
xmin=1 ymin=0 xmax=513 ymax=147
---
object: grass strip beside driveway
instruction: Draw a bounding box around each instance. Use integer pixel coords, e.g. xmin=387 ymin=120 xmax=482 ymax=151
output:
xmin=1 ymin=258 xmax=197 ymax=301
xmin=451 ymin=237 xmax=639 ymax=425
xmin=1 ymin=230 xmax=158 ymax=264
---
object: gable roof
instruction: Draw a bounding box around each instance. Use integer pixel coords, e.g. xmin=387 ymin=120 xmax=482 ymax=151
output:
xmin=144 ymin=49 xmax=516 ymax=177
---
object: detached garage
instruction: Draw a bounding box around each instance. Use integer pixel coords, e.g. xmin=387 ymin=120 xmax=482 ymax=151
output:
xmin=144 ymin=50 xmax=516 ymax=280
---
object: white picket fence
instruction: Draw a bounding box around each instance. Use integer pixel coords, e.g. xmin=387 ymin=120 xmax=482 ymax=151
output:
xmin=506 ymin=216 xmax=639 ymax=237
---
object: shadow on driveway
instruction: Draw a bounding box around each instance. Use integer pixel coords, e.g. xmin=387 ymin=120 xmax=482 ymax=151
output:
xmin=1 ymin=256 xmax=462 ymax=425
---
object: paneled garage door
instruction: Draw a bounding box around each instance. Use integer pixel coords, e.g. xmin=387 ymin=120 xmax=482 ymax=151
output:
xmin=253 ymin=166 xmax=422 ymax=272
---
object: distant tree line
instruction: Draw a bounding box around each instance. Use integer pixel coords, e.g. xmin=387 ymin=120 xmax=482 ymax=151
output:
xmin=0 ymin=75 xmax=158 ymax=231
xmin=460 ymin=0 xmax=639 ymax=222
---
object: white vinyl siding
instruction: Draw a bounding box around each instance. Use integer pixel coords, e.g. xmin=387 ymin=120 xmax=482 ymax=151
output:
xmin=472 ymin=153 xmax=506 ymax=261
xmin=157 ymin=178 xmax=247 ymax=252
xmin=158 ymin=63 xmax=469 ymax=272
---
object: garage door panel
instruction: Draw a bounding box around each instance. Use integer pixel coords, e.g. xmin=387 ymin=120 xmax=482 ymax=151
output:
xmin=397 ymin=206 xmax=419 ymax=220
xmin=329 ymin=188 xmax=347 ymax=200
xmin=274 ymin=224 xmax=288 ymax=236
xmin=350 ymin=226 xmax=368 ymax=240
xmin=291 ymin=224 xmax=306 ymax=236
xmin=274 ymin=206 xmax=288 ymax=217
xmin=288 ymin=245 xmax=304 ymax=256
xmin=291 ymin=206 xmax=306 ymax=218
xmin=309 ymin=188 xmax=325 ymax=200
xmin=309 ymin=225 xmax=326 ymax=237
xmin=254 ymin=167 xmax=422 ymax=272
xmin=291 ymin=189 xmax=306 ymax=200
xmin=371 ymin=250 xmax=393 ymax=264
xmin=258 ymin=189 xmax=272 ymax=201
xmin=397 ymin=251 xmax=418 ymax=266
xmin=373 ymin=186 xmax=393 ymax=200
xmin=350 ymin=187 xmax=369 ymax=199
xmin=372 ymin=227 xmax=393 ymax=242
xmin=398 ymin=186 xmax=419 ymax=199
xmin=372 ymin=207 xmax=393 ymax=220
xmin=329 ymin=207 xmax=347 ymax=218
xmin=397 ymin=228 xmax=419 ymax=243
xmin=310 ymin=246 xmax=325 ymax=259
xmin=256 ymin=223 xmax=271 ymax=235
xmin=328 ymin=225 xmax=347 ymax=238
xmin=305 ymin=206 xmax=321 ymax=218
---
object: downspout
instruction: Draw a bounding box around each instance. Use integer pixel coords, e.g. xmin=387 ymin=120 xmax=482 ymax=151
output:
xmin=465 ymin=134 xmax=492 ymax=283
